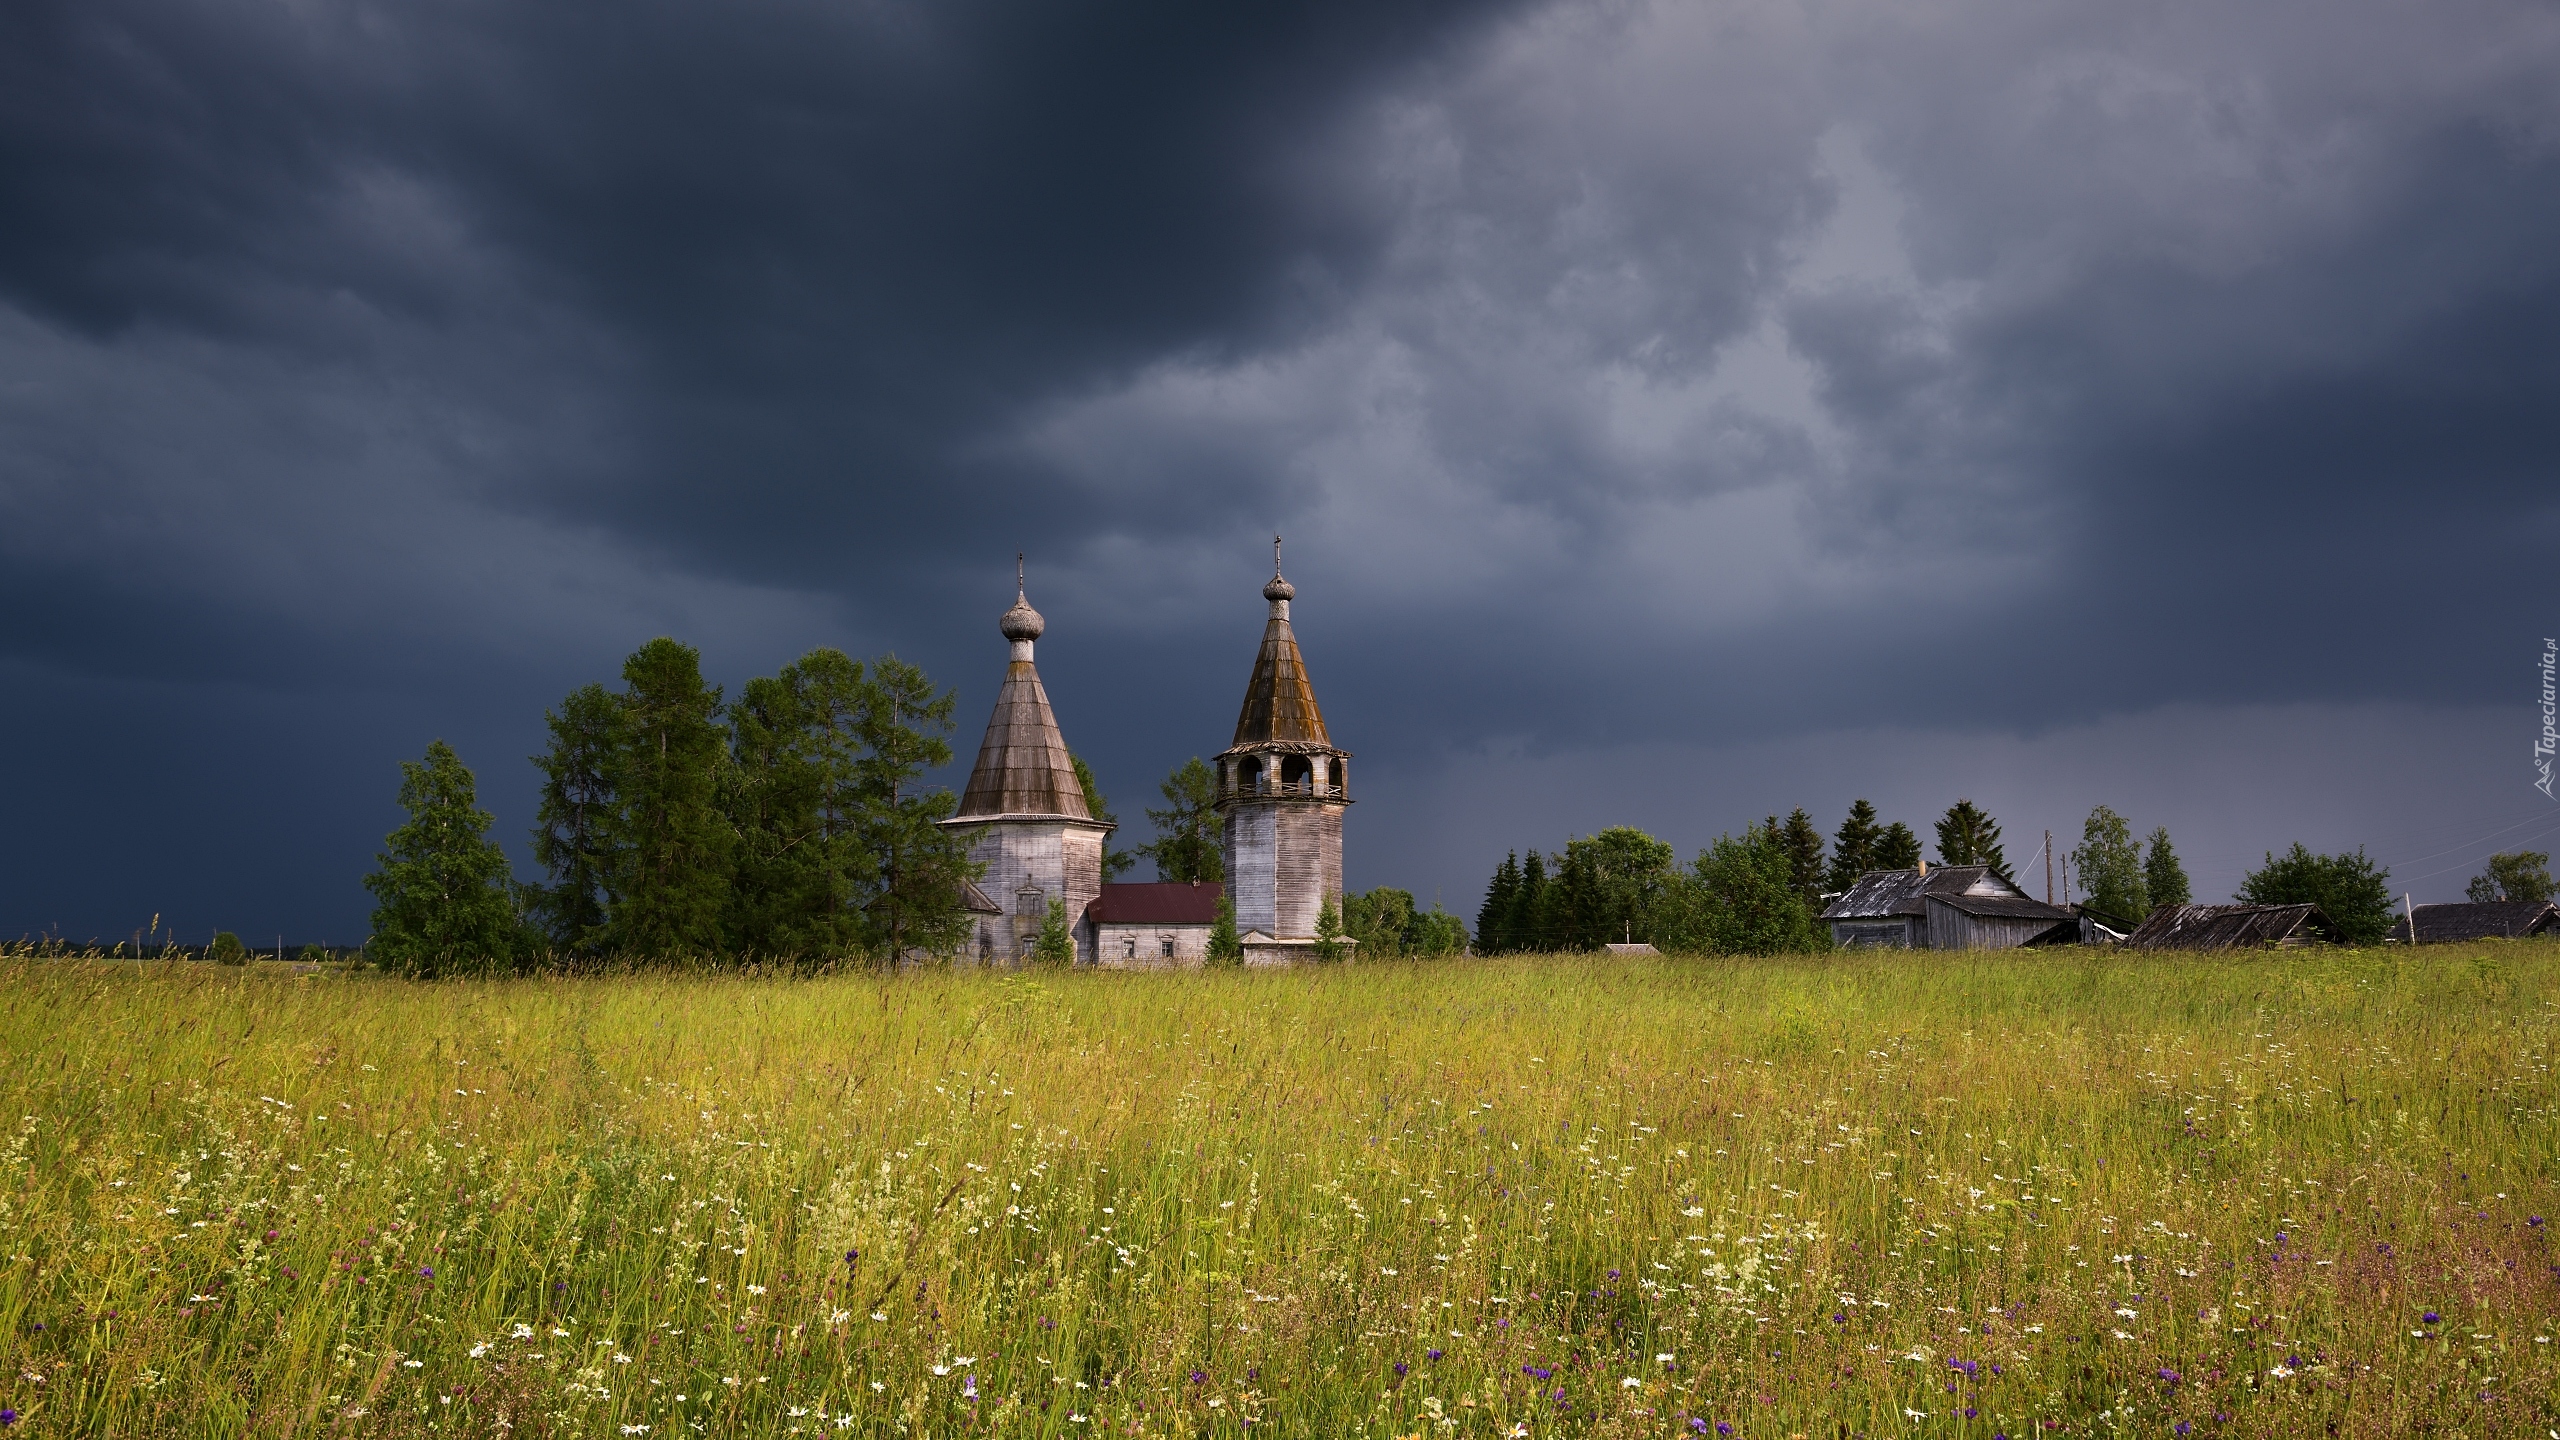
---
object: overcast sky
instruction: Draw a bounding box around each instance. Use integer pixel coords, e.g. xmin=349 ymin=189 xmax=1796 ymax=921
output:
xmin=6 ymin=0 xmax=2558 ymax=944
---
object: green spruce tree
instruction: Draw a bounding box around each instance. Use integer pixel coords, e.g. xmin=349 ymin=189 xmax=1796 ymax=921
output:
xmin=602 ymin=639 xmax=734 ymax=959
xmin=1031 ymin=897 xmax=1076 ymax=966
xmin=1933 ymin=800 xmax=2014 ymax=883
xmin=365 ymin=740 xmax=525 ymax=977
xmin=2143 ymin=827 xmax=2191 ymax=910
xmin=1776 ymin=808 xmax=1827 ymax=912
xmin=849 ymin=657 xmax=978 ymax=962
xmin=1827 ymin=800 xmax=1883 ymax=891
xmin=1206 ymin=894 xmax=1243 ymax=966
xmin=1313 ymin=893 xmax=1347 ymax=962
xmin=1875 ymin=822 xmax=1922 ymax=871
xmin=2071 ymin=805 xmax=2148 ymax=923
xmin=1512 ymin=850 xmax=1551 ymax=951
xmin=722 ymin=648 xmax=899 ymax=962
xmin=529 ymin=682 xmax=620 ymax=952
xmin=1139 ymin=758 xmax=1225 ymax=883
xmin=1478 ymin=852 xmax=1521 ymax=955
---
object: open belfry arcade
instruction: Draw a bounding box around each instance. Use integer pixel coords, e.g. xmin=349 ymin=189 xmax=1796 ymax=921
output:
xmin=938 ymin=543 xmax=1351 ymax=967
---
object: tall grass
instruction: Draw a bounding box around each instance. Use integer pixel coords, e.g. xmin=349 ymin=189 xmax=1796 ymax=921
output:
xmin=0 ymin=945 xmax=2553 ymax=1437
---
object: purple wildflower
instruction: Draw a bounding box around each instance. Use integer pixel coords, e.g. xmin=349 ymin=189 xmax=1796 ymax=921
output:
xmin=1689 ymin=1421 xmax=1709 ymax=1436
xmin=418 ymin=1265 xmax=434 ymax=1280
xmin=1966 ymin=1407 xmax=1979 ymax=1419
xmin=0 ymin=1407 xmax=15 ymax=1426
xmin=2175 ymin=1425 xmax=2190 ymax=1437
xmin=2423 ymin=1311 xmax=2441 ymax=1325
xmin=1832 ymin=1312 xmax=1847 ymax=1324
xmin=1716 ymin=1423 xmax=1733 ymax=1437
xmin=2157 ymin=1368 xmax=2180 ymax=1386
xmin=1393 ymin=1362 xmax=1409 ymax=1378
xmin=1426 ymin=1349 xmax=1443 ymax=1361
xmin=1189 ymin=1370 xmax=1207 ymax=1386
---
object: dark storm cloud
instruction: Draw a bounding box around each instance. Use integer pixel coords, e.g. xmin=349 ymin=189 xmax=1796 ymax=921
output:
xmin=3 ymin=0 xmax=2556 ymax=938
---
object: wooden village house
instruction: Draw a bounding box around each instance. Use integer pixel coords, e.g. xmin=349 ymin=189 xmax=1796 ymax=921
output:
xmin=1819 ymin=863 xmax=2076 ymax=949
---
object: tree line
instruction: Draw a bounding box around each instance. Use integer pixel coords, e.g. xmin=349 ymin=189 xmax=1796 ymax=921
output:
xmin=1472 ymin=797 xmax=2194 ymax=954
xmin=366 ymin=638 xmax=1011 ymax=973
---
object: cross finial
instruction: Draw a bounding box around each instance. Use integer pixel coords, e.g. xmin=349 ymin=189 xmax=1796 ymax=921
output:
xmin=1016 ymin=551 xmax=1025 ymax=595
xmin=1273 ymin=533 xmax=1283 ymax=576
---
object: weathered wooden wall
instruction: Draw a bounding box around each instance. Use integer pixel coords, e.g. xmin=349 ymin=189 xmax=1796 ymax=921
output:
xmin=1222 ymin=799 xmax=1344 ymax=939
xmin=1094 ymin=922 xmax=1216 ymax=969
xmin=959 ymin=819 xmax=1110 ymax=964
xmin=1921 ymin=897 xmax=2055 ymax=951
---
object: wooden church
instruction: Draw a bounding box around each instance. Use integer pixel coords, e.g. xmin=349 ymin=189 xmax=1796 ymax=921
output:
xmin=940 ymin=546 xmax=1350 ymax=966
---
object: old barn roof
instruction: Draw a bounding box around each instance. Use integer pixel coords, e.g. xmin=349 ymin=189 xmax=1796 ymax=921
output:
xmin=2388 ymin=900 xmax=2558 ymax=944
xmin=1085 ymin=882 xmax=1225 ymax=926
xmin=1821 ymin=865 xmax=2038 ymax=920
xmin=1228 ymin=556 xmax=1331 ymax=749
xmin=1925 ymin=890 xmax=2075 ymax=922
xmin=2125 ymin=903 xmax=2333 ymax=950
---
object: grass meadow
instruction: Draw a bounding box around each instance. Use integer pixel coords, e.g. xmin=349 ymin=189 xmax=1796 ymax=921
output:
xmin=0 ymin=945 xmax=2554 ymax=1438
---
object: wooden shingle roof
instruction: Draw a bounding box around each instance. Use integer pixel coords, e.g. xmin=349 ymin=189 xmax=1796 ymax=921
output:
xmin=955 ymin=659 xmax=1092 ymax=820
xmin=1231 ymin=609 xmax=1330 ymax=748
xmin=1820 ymin=865 xmax=2057 ymax=921
xmin=2125 ymin=903 xmax=2333 ymax=950
xmin=2389 ymin=900 xmax=2558 ymax=944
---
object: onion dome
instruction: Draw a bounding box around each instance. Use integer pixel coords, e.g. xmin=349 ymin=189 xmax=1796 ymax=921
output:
xmin=1000 ymin=591 xmax=1044 ymax=642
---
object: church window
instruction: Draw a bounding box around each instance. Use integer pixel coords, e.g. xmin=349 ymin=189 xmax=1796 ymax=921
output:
xmin=1280 ymin=755 xmax=1312 ymax=790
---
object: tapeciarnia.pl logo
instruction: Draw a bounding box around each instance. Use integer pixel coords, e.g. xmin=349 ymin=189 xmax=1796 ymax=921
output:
xmin=2540 ymin=637 xmax=2557 ymax=799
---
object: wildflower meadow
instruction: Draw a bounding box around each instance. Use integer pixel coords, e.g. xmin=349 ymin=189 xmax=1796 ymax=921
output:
xmin=0 ymin=945 xmax=2553 ymax=1437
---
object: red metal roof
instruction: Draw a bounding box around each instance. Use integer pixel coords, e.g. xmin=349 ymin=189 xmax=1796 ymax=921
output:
xmin=1084 ymin=882 xmax=1225 ymax=925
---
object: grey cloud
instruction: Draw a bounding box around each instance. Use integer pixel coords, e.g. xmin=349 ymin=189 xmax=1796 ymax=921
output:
xmin=3 ymin=0 xmax=2554 ymax=939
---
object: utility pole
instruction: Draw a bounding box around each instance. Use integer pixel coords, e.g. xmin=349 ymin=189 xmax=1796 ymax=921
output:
xmin=2045 ymin=829 xmax=2054 ymax=905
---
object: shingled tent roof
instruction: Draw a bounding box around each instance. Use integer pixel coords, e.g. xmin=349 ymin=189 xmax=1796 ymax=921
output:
xmin=2125 ymin=902 xmax=2333 ymax=950
xmin=1230 ymin=600 xmax=1331 ymax=748
xmin=2389 ymin=900 xmax=2559 ymax=944
xmin=955 ymin=659 xmax=1092 ymax=820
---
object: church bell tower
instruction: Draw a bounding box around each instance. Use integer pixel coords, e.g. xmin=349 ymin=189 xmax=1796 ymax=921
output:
xmin=1215 ymin=540 xmax=1351 ymax=962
